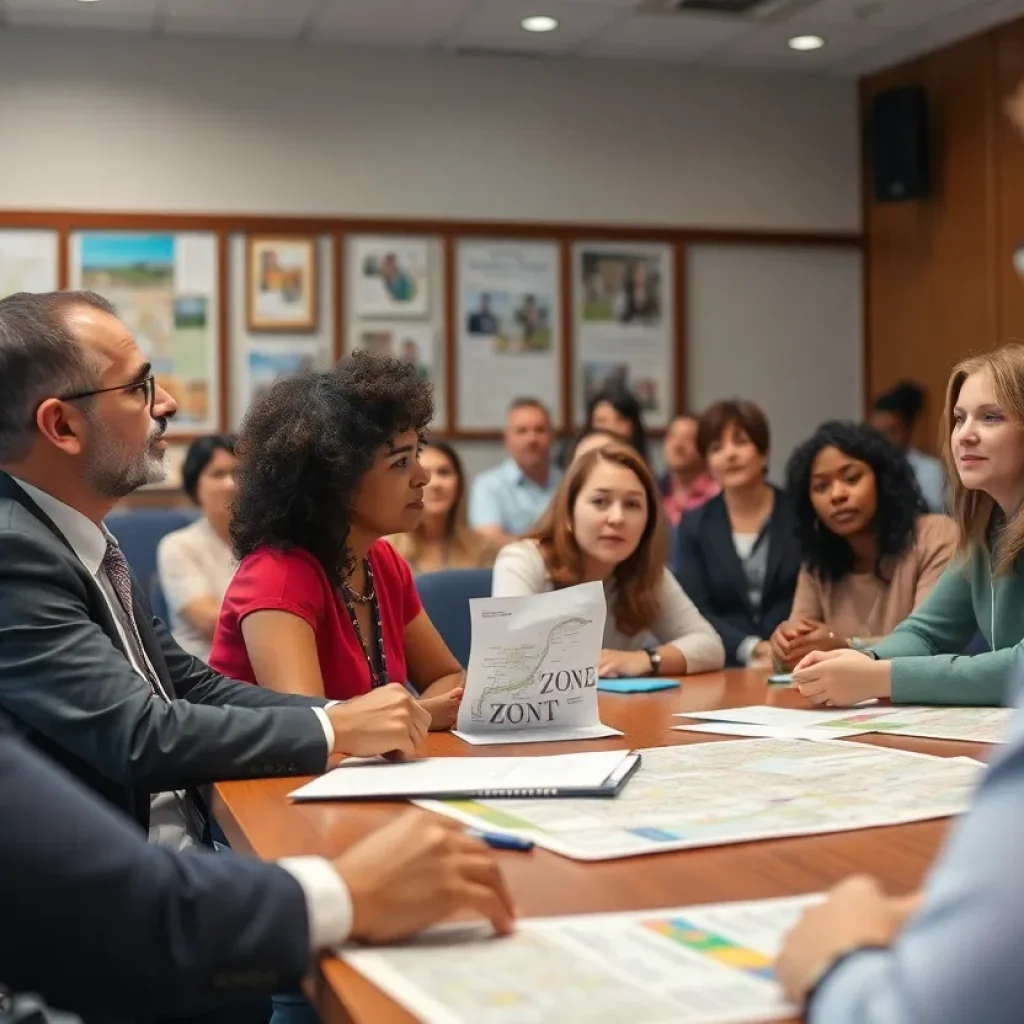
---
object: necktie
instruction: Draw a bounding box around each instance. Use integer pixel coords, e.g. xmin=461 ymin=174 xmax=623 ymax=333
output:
xmin=101 ymin=538 xmax=169 ymax=701
xmin=102 ymin=537 xmax=207 ymax=842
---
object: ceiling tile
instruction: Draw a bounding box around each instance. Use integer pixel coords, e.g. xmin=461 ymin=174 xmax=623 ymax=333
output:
xmin=799 ymin=0 xmax=994 ymax=30
xmin=159 ymin=0 xmax=319 ymax=16
xmin=447 ymin=0 xmax=626 ymax=53
xmin=703 ymin=15 xmax=893 ymax=71
xmin=5 ymin=0 xmax=157 ymax=31
xmin=583 ymin=11 xmax=750 ymax=59
xmin=311 ymin=0 xmax=475 ymax=39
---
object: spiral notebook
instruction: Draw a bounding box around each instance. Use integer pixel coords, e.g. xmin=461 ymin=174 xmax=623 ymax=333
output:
xmin=289 ymin=749 xmax=641 ymax=802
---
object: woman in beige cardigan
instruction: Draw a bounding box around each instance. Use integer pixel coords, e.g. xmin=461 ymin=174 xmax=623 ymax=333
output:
xmin=770 ymin=421 xmax=956 ymax=671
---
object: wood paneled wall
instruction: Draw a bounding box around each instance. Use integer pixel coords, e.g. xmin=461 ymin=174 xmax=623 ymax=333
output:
xmin=862 ymin=16 xmax=1024 ymax=453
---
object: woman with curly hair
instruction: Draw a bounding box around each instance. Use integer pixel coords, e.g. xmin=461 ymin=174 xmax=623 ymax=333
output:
xmin=492 ymin=445 xmax=724 ymax=679
xmin=769 ymin=422 xmax=957 ymax=671
xmin=208 ymin=352 xmax=463 ymax=729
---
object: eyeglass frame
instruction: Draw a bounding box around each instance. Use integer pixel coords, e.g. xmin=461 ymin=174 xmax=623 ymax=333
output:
xmin=58 ymin=374 xmax=157 ymax=414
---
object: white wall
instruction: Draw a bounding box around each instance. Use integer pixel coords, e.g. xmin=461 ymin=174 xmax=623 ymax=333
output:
xmin=687 ymin=245 xmax=864 ymax=483
xmin=0 ymin=29 xmax=858 ymax=231
xmin=0 ymin=27 xmax=862 ymax=479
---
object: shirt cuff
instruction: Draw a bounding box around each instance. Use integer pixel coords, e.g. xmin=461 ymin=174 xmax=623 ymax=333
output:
xmin=277 ymin=856 xmax=353 ymax=950
xmin=806 ymin=947 xmax=892 ymax=1022
xmin=312 ymin=707 xmax=335 ymax=765
xmin=737 ymin=635 xmax=762 ymax=666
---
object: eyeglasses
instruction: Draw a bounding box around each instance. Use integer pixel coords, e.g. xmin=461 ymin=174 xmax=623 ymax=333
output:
xmin=60 ymin=375 xmax=156 ymax=414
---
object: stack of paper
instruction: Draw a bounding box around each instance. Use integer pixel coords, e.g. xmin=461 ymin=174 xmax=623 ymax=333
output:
xmin=289 ymin=749 xmax=640 ymax=802
xmin=672 ymin=705 xmax=890 ymax=741
xmin=342 ymin=894 xmax=823 ymax=1024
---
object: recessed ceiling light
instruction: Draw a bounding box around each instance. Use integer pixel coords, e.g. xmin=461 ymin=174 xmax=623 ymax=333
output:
xmin=521 ymin=15 xmax=559 ymax=33
xmin=788 ymin=34 xmax=826 ymax=51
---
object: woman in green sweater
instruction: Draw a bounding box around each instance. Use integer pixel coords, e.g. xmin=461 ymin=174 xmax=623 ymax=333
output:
xmin=793 ymin=343 xmax=1024 ymax=707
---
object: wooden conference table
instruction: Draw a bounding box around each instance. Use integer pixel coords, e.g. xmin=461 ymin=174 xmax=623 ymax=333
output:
xmin=213 ymin=669 xmax=990 ymax=1024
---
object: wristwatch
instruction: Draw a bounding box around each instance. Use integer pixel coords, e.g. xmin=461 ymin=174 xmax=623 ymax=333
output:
xmin=645 ymin=647 xmax=663 ymax=676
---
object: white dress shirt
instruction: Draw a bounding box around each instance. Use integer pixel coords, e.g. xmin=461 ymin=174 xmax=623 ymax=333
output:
xmin=12 ymin=478 xmax=352 ymax=949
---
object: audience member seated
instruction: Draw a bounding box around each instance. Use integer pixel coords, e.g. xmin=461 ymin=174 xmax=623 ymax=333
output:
xmin=0 ymin=291 xmax=428 ymax=849
xmin=770 ymin=421 xmax=957 ymax=671
xmin=659 ymin=412 xmax=719 ymax=527
xmin=468 ymin=397 xmax=561 ymax=544
xmin=794 ymin=344 xmax=1024 ymax=707
xmin=0 ymin=712 xmax=512 ymax=1021
xmin=492 ymin=445 xmax=724 ymax=678
xmin=566 ymin=426 xmax=635 ymax=467
xmin=584 ymin=385 xmax=649 ymax=463
xmin=156 ymin=433 xmax=238 ymax=660
xmin=387 ymin=440 xmax=498 ymax=573
xmin=210 ymin=354 xmax=464 ymax=729
xmin=870 ymin=380 xmax=948 ymax=512
xmin=673 ymin=399 xmax=800 ymax=668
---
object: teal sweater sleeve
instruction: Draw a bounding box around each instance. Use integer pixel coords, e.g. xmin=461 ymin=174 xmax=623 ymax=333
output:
xmin=870 ymin=562 xmax=1008 ymax=706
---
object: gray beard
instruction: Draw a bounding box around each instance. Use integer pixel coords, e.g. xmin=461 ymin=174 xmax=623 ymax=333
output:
xmin=83 ymin=417 xmax=167 ymax=499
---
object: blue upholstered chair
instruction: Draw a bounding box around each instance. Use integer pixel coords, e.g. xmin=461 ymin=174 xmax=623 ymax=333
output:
xmin=415 ymin=568 xmax=493 ymax=668
xmin=104 ymin=508 xmax=196 ymax=619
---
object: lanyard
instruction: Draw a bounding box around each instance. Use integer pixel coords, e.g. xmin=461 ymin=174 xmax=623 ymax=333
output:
xmin=341 ymin=557 xmax=389 ymax=689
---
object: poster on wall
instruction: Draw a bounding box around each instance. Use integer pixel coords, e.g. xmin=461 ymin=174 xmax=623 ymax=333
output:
xmin=243 ymin=345 xmax=320 ymax=412
xmin=354 ymin=323 xmax=434 ymax=387
xmin=574 ymin=242 xmax=674 ymax=428
xmin=69 ymin=231 xmax=221 ymax=436
xmin=0 ymin=230 xmax=59 ymax=298
xmin=246 ymin=235 xmax=318 ymax=332
xmin=456 ymin=239 xmax=562 ymax=431
xmin=351 ymin=236 xmax=430 ymax=319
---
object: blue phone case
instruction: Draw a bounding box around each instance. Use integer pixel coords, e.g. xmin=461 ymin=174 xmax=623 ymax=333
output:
xmin=597 ymin=678 xmax=680 ymax=694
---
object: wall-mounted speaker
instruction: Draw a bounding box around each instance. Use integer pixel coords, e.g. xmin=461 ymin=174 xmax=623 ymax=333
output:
xmin=868 ymin=85 xmax=930 ymax=202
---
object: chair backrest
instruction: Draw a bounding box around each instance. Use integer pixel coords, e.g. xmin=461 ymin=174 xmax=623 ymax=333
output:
xmin=415 ymin=568 xmax=493 ymax=668
xmin=104 ymin=508 xmax=196 ymax=597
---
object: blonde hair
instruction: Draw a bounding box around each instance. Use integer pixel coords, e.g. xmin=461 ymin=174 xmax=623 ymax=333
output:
xmin=942 ymin=343 xmax=1024 ymax=575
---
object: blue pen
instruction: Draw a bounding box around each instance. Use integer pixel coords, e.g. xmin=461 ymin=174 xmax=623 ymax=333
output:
xmin=467 ymin=829 xmax=535 ymax=852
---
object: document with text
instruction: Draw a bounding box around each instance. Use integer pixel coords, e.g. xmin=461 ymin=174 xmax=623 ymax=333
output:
xmin=342 ymin=894 xmax=824 ymax=1024
xmin=455 ymin=582 xmax=621 ymax=745
xmin=417 ymin=738 xmax=983 ymax=860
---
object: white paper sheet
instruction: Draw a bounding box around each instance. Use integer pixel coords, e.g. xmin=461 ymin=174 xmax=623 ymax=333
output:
xmin=810 ymin=706 xmax=1012 ymax=744
xmin=289 ymin=750 xmax=634 ymax=801
xmin=457 ymin=582 xmax=615 ymax=745
xmin=342 ymin=893 xmax=824 ymax=1024
xmin=453 ymin=723 xmax=624 ymax=746
xmin=677 ymin=705 xmax=886 ymax=728
xmin=416 ymin=738 xmax=982 ymax=861
xmin=672 ymin=722 xmax=862 ymax=741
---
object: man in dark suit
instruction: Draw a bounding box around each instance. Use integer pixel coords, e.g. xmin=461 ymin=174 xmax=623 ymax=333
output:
xmin=0 ymin=713 xmax=514 ymax=1022
xmin=0 ymin=291 xmax=432 ymax=849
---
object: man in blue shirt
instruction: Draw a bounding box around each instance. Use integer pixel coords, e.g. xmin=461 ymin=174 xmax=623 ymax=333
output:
xmin=776 ymin=680 xmax=1024 ymax=1022
xmin=469 ymin=398 xmax=561 ymax=544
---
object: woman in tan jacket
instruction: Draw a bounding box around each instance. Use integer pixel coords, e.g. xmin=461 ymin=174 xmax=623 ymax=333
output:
xmin=770 ymin=421 xmax=956 ymax=670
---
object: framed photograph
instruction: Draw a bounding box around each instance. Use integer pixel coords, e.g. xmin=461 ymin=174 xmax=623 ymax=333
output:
xmin=574 ymin=242 xmax=675 ymax=428
xmin=69 ymin=230 xmax=222 ymax=438
xmin=247 ymin=235 xmax=319 ymax=332
xmin=455 ymin=239 xmax=563 ymax=431
xmin=351 ymin=236 xmax=430 ymax=319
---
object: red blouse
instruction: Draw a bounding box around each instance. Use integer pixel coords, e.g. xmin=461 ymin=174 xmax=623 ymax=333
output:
xmin=209 ymin=540 xmax=422 ymax=701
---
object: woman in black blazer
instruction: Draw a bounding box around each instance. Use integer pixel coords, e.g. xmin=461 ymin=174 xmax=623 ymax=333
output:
xmin=673 ymin=400 xmax=801 ymax=668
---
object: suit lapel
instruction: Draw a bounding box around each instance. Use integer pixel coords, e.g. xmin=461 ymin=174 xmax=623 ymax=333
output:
xmin=0 ymin=471 xmax=78 ymax=555
xmin=707 ymin=498 xmax=756 ymax=615
xmin=761 ymin=488 xmax=790 ymax=603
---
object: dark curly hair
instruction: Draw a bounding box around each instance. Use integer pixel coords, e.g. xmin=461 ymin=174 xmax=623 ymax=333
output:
xmin=230 ymin=352 xmax=434 ymax=585
xmin=784 ymin=421 xmax=927 ymax=584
